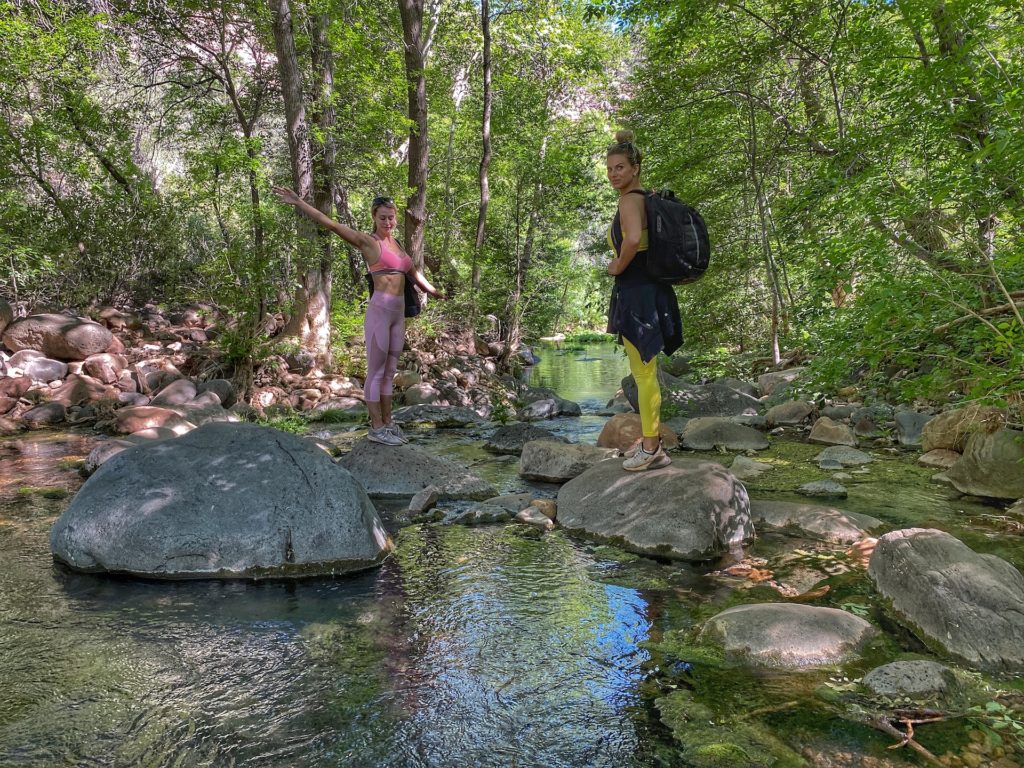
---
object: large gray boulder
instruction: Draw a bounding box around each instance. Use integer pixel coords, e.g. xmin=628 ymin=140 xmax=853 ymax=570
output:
xmin=868 ymin=528 xmax=1024 ymax=672
xmin=338 ymin=439 xmax=495 ymax=500
xmin=2 ymin=313 xmax=113 ymax=361
xmin=679 ymin=417 xmax=769 ymax=451
xmin=625 ymin=377 xmax=762 ymax=419
xmin=699 ymin=603 xmax=876 ymax=668
xmin=749 ymin=500 xmax=880 ymax=544
xmin=519 ymin=440 xmax=617 ymax=483
xmin=946 ymin=428 xmax=1024 ymax=500
xmin=557 ymin=457 xmax=753 ymax=561
xmin=50 ymin=422 xmax=391 ymax=578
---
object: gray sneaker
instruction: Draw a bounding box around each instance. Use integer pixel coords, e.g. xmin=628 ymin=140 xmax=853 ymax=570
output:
xmin=367 ymin=426 xmax=403 ymax=446
xmin=622 ymin=444 xmax=671 ymax=471
xmin=386 ymin=422 xmax=409 ymax=444
xmin=621 ymin=438 xmax=643 ymax=458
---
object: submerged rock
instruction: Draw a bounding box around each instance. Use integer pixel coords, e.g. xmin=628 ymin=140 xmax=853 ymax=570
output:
xmin=699 ymin=603 xmax=876 ymax=668
xmin=51 ymin=422 xmax=391 ymax=578
xmin=749 ymin=500 xmax=880 ymax=543
xmin=815 ymin=445 xmax=872 ymax=468
xmin=797 ymin=480 xmax=848 ymax=499
xmin=868 ymin=528 xmax=1024 ymax=672
xmin=557 ymin=457 xmax=753 ymax=561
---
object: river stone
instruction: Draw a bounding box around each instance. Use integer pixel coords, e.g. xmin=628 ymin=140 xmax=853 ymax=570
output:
xmin=485 ymin=423 xmax=566 ymax=455
xmin=82 ymin=353 xmax=127 ymax=385
xmin=946 ymin=428 xmax=1024 ymax=500
xmin=517 ymin=386 xmax=581 ymax=419
xmin=392 ymin=404 xmax=484 ymax=427
xmin=699 ymin=603 xmax=875 ymax=668
xmin=712 ymin=377 xmax=759 ymax=398
xmin=757 ymin=368 xmax=805 ymax=397
xmin=921 ymin=405 xmax=1005 ymax=453
xmin=895 ymin=410 xmax=932 ymax=447
xmin=408 ymin=485 xmax=440 ymax=514
xmin=516 ymin=506 xmax=555 ymax=530
xmin=815 ymin=446 xmax=873 ymax=467
xmin=861 ymin=661 xmax=957 ymax=700
xmin=0 ymin=376 xmax=32 ymax=400
xmin=797 ymin=480 xmax=848 ymax=499
xmin=150 ymin=378 xmax=198 ymax=406
xmin=402 ymin=382 xmax=441 ymax=406
xmin=729 ymin=455 xmax=773 ymax=481
xmin=631 ymin=379 xmax=762 ymax=419
xmin=519 ymin=440 xmax=618 ymax=483
xmin=0 ymin=297 xmax=12 ymax=335
xmin=557 ymin=457 xmax=753 ymax=561
xmin=822 ymin=404 xmax=857 ymax=421
xmin=476 ymin=493 xmax=535 ymax=515
xmin=338 ymin=439 xmax=495 ymax=500
xmin=868 ymin=528 xmax=1024 ymax=672
xmin=918 ymin=449 xmax=960 ymax=469
xmin=808 ymin=416 xmax=857 ymax=447
xmin=22 ymin=401 xmax=67 ymax=427
xmin=196 ymin=379 xmax=236 ymax=408
xmin=115 ymin=405 xmax=196 ymax=435
xmin=2 ymin=314 xmax=113 ymax=361
xmin=749 ymin=500 xmax=880 ymax=544
xmin=9 ymin=350 xmax=68 ymax=383
xmin=765 ymin=400 xmax=816 ymax=427
xmin=51 ymin=374 xmax=117 ymax=407
xmin=51 ymin=422 xmax=390 ymax=578
xmin=597 ymin=413 xmax=679 ymax=451
xmin=680 ymin=417 xmax=769 ymax=451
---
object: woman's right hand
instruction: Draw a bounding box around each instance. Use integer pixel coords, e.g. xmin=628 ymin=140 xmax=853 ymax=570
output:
xmin=272 ymin=185 xmax=301 ymax=206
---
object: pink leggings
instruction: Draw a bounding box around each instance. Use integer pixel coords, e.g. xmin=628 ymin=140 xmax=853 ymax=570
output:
xmin=364 ymin=292 xmax=405 ymax=402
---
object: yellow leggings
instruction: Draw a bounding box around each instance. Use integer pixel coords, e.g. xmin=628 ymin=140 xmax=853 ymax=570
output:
xmin=624 ymin=339 xmax=661 ymax=438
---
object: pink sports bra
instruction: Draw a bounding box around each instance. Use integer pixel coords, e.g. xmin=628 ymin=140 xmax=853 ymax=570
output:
xmin=369 ymin=234 xmax=413 ymax=274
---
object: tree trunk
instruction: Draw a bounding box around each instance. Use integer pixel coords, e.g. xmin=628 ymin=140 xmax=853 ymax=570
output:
xmin=471 ymin=0 xmax=492 ymax=292
xmin=397 ymin=0 xmax=430 ymax=271
xmin=270 ymin=0 xmax=331 ymax=365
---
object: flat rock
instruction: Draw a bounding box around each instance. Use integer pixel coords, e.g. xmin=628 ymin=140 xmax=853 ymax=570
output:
xmin=519 ymin=440 xmax=617 ymax=483
xmin=485 ymin=423 xmax=566 ymax=455
xmin=868 ymin=528 xmax=1024 ymax=672
xmin=51 ymin=422 xmax=391 ymax=578
xmin=338 ymin=439 xmax=495 ymax=500
xmin=392 ymin=404 xmax=484 ymax=427
xmin=679 ymin=417 xmax=769 ymax=451
xmin=918 ymin=449 xmax=961 ymax=469
xmin=557 ymin=457 xmax=753 ymax=561
xmin=797 ymin=480 xmax=848 ymax=499
xmin=729 ymin=455 xmax=773 ymax=480
xmin=699 ymin=603 xmax=875 ymax=668
xmin=815 ymin=446 xmax=873 ymax=467
xmin=749 ymin=500 xmax=880 ymax=543
xmin=765 ymin=400 xmax=816 ymax=427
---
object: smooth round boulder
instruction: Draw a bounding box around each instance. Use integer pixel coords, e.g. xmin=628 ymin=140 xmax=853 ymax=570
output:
xmin=519 ymin=440 xmax=617 ymax=483
xmin=921 ymin=405 xmax=1005 ymax=453
xmin=51 ymin=422 xmax=391 ymax=578
xmin=868 ymin=528 xmax=1024 ymax=672
xmin=83 ymin=353 xmax=128 ymax=385
xmin=2 ymin=314 xmax=113 ymax=361
xmin=749 ymin=500 xmax=880 ymax=543
xmin=115 ymin=405 xmax=196 ymax=435
xmin=861 ymin=661 xmax=958 ymax=700
xmin=765 ymin=400 xmax=816 ymax=426
xmin=700 ymin=603 xmax=875 ymax=668
xmin=946 ymin=428 xmax=1024 ymax=500
xmin=808 ymin=416 xmax=858 ymax=447
xmin=557 ymin=457 xmax=753 ymax=561
xmin=402 ymin=382 xmax=441 ymax=406
xmin=22 ymin=401 xmax=67 ymax=426
xmin=150 ymin=378 xmax=198 ymax=407
xmin=196 ymin=378 xmax=237 ymax=408
xmin=679 ymin=417 xmax=768 ymax=451
xmin=9 ymin=350 xmax=67 ymax=383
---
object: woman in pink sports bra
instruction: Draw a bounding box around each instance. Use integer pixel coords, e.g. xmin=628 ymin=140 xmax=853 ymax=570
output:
xmin=272 ymin=187 xmax=446 ymax=446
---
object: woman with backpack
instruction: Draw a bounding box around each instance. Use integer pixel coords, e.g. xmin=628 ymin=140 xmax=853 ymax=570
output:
xmin=272 ymin=187 xmax=446 ymax=446
xmin=605 ymin=130 xmax=682 ymax=471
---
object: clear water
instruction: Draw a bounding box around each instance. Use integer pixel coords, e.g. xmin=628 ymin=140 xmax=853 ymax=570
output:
xmin=2 ymin=343 xmax=1021 ymax=767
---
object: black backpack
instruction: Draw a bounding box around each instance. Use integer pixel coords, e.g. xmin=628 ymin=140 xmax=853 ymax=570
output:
xmin=642 ymin=189 xmax=710 ymax=284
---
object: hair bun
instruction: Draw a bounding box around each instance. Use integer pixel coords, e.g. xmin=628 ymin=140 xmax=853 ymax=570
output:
xmin=614 ymin=129 xmax=635 ymax=144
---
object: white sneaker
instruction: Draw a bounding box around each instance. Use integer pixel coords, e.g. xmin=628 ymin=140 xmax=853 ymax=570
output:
xmin=621 ymin=438 xmax=644 ymax=458
xmin=367 ymin=426 xmax=403 ymax=446
xmin=386 ymin=422 xmax=409 ymax=444
xmin=622 ymin=443 xmax=671 ymax=471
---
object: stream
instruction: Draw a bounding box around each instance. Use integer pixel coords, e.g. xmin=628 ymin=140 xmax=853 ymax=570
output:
xmin=1 ymin=341 xmax=1021 ymax=767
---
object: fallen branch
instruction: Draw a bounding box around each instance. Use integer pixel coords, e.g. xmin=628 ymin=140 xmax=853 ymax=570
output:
xmin=867 ymin=715 xmax=945 ymax=766
xmin=934 ymin=299 xmax=1024 ymax=334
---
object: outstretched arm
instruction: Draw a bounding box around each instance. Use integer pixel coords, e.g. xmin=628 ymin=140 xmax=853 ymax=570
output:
xmin=409 ymin=268 xmax=447 ymax=299
xmin=272 ymin=186 xmax=374 ymax=251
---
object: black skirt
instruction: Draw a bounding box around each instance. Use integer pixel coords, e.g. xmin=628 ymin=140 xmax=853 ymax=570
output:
xmin=607 ymin=276 xmax=683 ymax=364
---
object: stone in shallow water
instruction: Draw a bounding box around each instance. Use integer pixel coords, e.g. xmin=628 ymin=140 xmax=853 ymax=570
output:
xmin=815 ymin=445 xmax=873 ymax=467
xmin=699 ymin=603 xmax=876 ymax=668
xmin=50 ymin=422 xmax=391 ymax=578
xmin=797 ymin=480 xmax=848 ymax=499
xmin=861 ymin=660 xmax=957 ymax=699
xmin=749 ymin=500 xmax=879 ymax=543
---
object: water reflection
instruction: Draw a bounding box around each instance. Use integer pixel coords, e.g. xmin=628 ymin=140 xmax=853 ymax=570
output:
xmin=527 ymin=341 xmax=628 ymax=412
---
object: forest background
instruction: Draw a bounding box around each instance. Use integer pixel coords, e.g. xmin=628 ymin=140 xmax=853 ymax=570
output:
xmin=2 ymin=0 xmax=1021 ymax=409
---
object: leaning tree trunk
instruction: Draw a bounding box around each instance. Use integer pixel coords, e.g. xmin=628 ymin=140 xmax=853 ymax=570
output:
xmin=270 ymin=0 xmax=332 ymax=366
xmin=398 ymin=0 xmax=430 ymax=271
